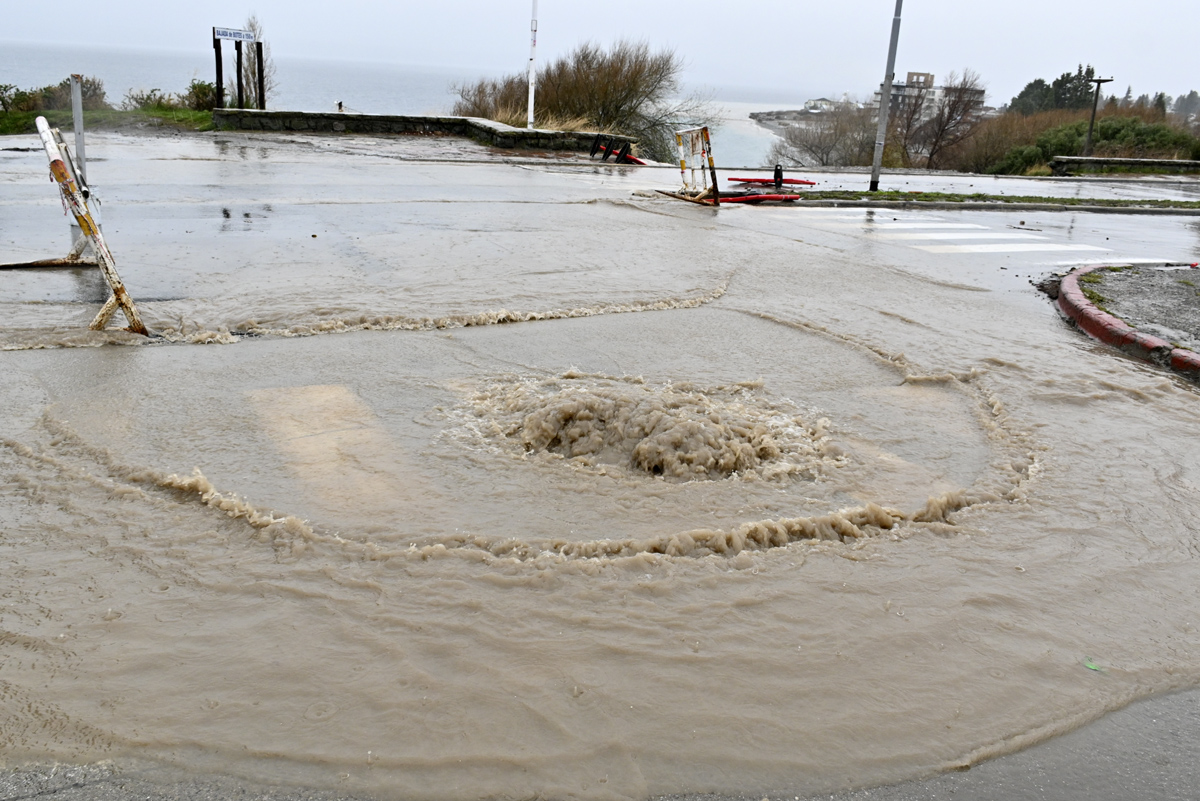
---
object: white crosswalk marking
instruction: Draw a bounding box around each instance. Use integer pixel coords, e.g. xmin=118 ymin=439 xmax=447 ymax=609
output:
xmin=867 ymin=222 xmax=991 ymax=229
xmin=878 ymin=232 xmax=1048 ymax=240
xmin=914 ymin=243 xmax=1110 ymax=254
xmin=1051 ymin=257 xmax=1173 ymax=266
xmin=825 ymin=222 xmax=990 ymax=229
xmin=794 ymin=210 xmax=1120 ymax=256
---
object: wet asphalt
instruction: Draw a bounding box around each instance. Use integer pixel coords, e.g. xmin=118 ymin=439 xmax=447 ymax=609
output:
xmin=4 ymin=687 xmax=1200 ymax=800
xmin=3 ymin=131 xmax=1200 ymax=801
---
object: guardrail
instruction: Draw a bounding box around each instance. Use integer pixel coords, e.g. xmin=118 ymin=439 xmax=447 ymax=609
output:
xmin=1049 ymin=156 xmax=1200 ymax=175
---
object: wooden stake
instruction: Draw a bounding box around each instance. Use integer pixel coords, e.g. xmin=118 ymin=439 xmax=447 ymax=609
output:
xmin=213 ymin=33 xmax=224 ymax=108
xmin=255 ymin=40 xmax=266 ymax=110
xmin=235 ymin=40 xmax=244 ymax=109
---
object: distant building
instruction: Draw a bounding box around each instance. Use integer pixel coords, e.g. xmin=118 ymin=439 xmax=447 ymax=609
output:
xmin=804 ymin=98 xmax=837 ymax=113
xmin=873 ymin=72 xmax=985 ymax=121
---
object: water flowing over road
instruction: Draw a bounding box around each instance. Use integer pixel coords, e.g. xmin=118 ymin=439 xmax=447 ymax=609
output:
xmin=2 ymin=132 xmax=1200 ymax=800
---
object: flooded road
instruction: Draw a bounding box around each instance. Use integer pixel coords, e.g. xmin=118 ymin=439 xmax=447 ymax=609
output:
xmin=2 ymin=132 xmax=1200 ymax=799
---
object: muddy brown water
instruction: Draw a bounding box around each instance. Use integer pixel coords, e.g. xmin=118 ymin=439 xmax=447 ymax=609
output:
xmin=2 ymin=133 xmax=1200 ymax=800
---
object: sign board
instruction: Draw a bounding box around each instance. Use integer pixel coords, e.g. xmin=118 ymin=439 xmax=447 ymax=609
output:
xmin=213 ymin=27 xmax=255 ymax=42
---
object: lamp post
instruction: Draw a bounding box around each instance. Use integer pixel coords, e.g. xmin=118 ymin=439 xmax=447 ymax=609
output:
xmin=869 ymin=0 xmax=904 ymax=192
xmin=527 ymin=0 xmax=538 ymax=129
xmin=1084 ymin=76 xmax=1114 ymax=156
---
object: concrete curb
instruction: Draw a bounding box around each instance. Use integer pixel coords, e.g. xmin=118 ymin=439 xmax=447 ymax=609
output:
xmin=1057 ymin=264 xmax=1200 ymax=379
xmin=796 ymin=199 xmax=1200 ymax=216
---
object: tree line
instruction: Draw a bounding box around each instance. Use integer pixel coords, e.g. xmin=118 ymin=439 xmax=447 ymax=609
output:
xmin=1010 ymin=64 xmax=1198 ymax=120
xmin=769 ymin=65 xmax=1200 ymax=174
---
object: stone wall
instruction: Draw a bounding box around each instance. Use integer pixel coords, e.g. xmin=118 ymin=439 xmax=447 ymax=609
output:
xmin=212 ymin=110 xmax=635 ymax=152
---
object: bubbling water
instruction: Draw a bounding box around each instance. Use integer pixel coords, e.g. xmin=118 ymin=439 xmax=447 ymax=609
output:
xmin=469 ymin=373 xmax=838 ymax=483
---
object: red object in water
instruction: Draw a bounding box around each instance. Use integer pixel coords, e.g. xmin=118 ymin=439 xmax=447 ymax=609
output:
xmin=595 ymin=143 xmax=646 ymax=165
xmin=727 ymin=177 xmax=816 ymax=186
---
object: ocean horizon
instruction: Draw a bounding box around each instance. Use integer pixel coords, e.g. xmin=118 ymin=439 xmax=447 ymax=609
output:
xmin=1 ymin=40 xmax=798 ymax=167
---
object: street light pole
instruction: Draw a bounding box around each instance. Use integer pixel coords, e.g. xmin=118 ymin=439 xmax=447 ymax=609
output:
xmin=869 ymin=0 xmax=904 ymax=192
xmin=527 ymin=0 xmax=538 ymax=129
xmin=1084 ymin=76 xmax=1114 ymax=156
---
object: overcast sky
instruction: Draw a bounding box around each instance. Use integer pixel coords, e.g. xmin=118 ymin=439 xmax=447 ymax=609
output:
xmin=5 ymin=1 xmax=1197 ymax=104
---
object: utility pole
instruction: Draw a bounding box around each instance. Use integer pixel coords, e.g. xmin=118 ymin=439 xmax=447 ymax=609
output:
xmin=869 ymin=0 xmax=904 ymax=192
xmin=1084 ymin=76 xmax=1114 ymax=156
xmin=527 ymin=0 xmax=538 ymax=129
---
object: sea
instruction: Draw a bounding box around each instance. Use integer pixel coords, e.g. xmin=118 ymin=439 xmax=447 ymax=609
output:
xmin=1 ymin=40 xmax=791 ymax=167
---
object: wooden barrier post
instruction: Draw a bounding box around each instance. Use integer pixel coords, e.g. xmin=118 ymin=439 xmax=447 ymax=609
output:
xmin=235 ymin=40 xmax=245 ymax=109
xmin=702 ymin=126 xmax=720 ymax=207
xmin=213 ymin=32 xmax=224 ymax=108
xmin=255 ymin=40 xmax=266 ymax=110
xmin=35 ymin=116 xmax=148 ymax=336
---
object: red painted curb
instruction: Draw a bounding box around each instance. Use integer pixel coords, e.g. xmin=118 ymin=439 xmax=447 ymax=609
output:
xmin=1057 ymin=264 xmax=1199 ymax=379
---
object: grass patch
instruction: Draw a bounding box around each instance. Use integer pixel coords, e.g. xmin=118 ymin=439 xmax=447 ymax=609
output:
xmin=1081 ymin=286 xmax=1109 ymax=308
xmin=0 ymin=109 xmax=214 ymax=135
xmin=796 ymin=189 xmax=1200 ymax=210
xmin=1077 ymin=265 xmax=1141 ymax=312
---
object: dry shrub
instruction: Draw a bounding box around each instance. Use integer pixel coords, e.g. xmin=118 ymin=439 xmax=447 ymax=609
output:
xmin=940 ymin=109 xmax=1089 ymax=173
xmin=940 ymin=105 xmax=1200 ymax=173
xmin=452 ymin=40 xmax=713 ymax=161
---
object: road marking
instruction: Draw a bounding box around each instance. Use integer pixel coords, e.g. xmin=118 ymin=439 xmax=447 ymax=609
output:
xmin=249 ymin=384 xmax=429 ymax=518
xmin=1050 ymin=257 xmax=1173 ymax=266
xmin=876 ymin=232 xmax=1048 ymax=240
xmin=785 ymin=209 xmax=945 ymax=219
xmin=818 ymin=221 xmax=990 ymax=230
xmin=867 ymin=222 xmax=990 ymax=229
xmin=785 ymin=212 xmax=1128 ymax=258
xmin=914 ymin=243 xmax=1110 ymax=254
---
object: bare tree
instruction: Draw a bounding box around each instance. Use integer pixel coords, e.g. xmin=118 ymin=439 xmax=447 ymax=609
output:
xmin=840 ymin=104 xmax=880 ymax=166
xmin=921 ymin=70 xmax=986 ymax=169
xmin=890 ymin=84 xmax=928 ymax=167
xmin=767 ymin=102 xmax=876 ymax=167
xmin=226 ymin=14 xmax=277 ymax=108
xmin=771 ymin=112 xmax=846 ymax=166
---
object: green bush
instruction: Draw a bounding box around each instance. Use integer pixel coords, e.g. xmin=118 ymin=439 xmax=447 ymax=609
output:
xmin=121 ymin=88 xmax=180 ymax=111
xmin=180 ymin=79 xmax=218 ymax=112
xmin=990 ymin=116 xmax=1200 ymax=172
xmin=0 ymin=76 xmax=110 ymax=112
xmin=990 ymin=145 xmax=1045 ymax=174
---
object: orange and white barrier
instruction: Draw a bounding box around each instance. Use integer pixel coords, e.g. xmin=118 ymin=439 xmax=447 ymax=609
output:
xmin=36 ymin=116 xmax=148 ymax=336
xmin=674 ymin=126 xmax=720 ymax=206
